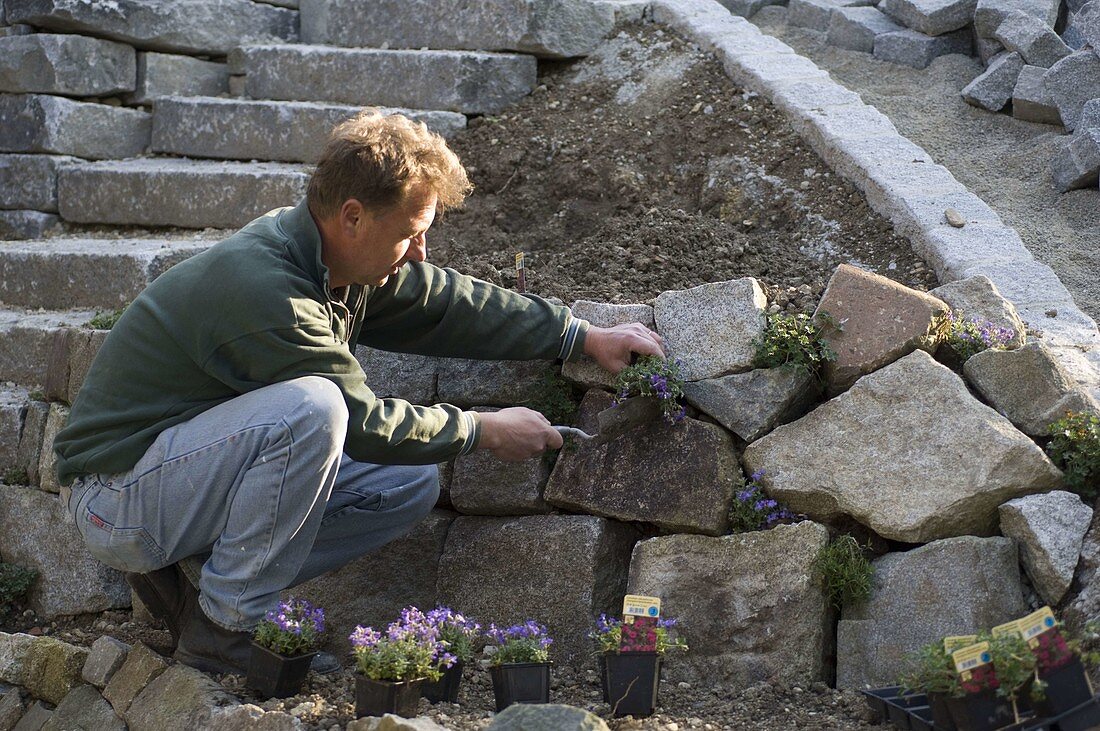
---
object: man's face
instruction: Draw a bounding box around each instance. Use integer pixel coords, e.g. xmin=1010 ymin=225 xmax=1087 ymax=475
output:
xmin=351 ymin=184 xmax=438 ymax=287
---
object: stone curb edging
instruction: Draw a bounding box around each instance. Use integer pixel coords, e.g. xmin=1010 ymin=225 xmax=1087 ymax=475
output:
xmin=645 ymin=0 xmax=1100 ymax=402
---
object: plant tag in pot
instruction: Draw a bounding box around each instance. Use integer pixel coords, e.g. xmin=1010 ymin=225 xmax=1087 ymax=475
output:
xmin=953 ymin=642 xmax=997 ymax=694
xmin=991 ymin=619 xmax=1023 ymax=638
xmin=620 ymin=594 xmax=661 ymax=653
xmin=944 ymin=635 xmax=978 ymax=654
xmin=1019 ymin=606 xmax=1058 ymax=647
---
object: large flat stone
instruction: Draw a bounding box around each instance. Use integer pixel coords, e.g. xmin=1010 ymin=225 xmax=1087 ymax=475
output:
xmin=1052 ymin=128 xmax=1100 ymax=192
xmin=0 ymin=94 xmax=151 ymax=160
xmin=813 ymin=263 xmax=948 ymax=395
xmin=682 ymin=366 xmax=820 ymax=442
xmin=878 ymin=0 xmax=977 ymax=35
xmin=125 ymin=663 xmax=237 ymax=730
xmin=962 ymin=51 xmax=1025 ymax=111
xmin=289 ymin=510 xmax=455 ymax=655
xmin=0 ymin=309 xmax=95 ymax=391
xmin=1043 ymin=51 xmax=1100 ymax=131
xmin=58 ymin=159 xmax=308 ymax=229
xmin=300 ymin=0 xmax=614 ymax=59
xmin=992 ymin=10 xmax=1071 ymax=67
xmin=964 ymin=341 xmax=1100 ymax=436
xmin=561 ymin=301 xmax=654 ymax=389
xmin=653 ymin=278 xmax=766 ymax=381
xmin=152 ymin=97 xmax=466 ymax=164
xmin=0 ymin=154 xmax=77 ymax=212
xmin=826 ymin=6 xmax=906 ymax=52
xmin=450 ymin=441 xmax=553 ymax=515
xmin=873 ymin=28 xmax=972 ymax=68
xmin=1012 ymin=64 xmax=1063 ymax=125
xmin=0 ymin=485 xmax=130 ymax=618
xmin=743 ymin=350 xmax=1063 ymax=543
xmin=0 ymin=34 xmax=135 ymax=96
xmin=1000 ymin=491 xmax=1091 ymax=605
xmin=0 ymin=210 xmax=60 ymax=239
xmin=836 ymin=536 xmax=1027 ymax=688
xmin=627 ymin=522 xmax=831 ymax=685
xmin=974 ymin=0 xmax=1060 ymax=36
xmin=41 ymin=684 xmax=125 ymax=731
xmin=0 ymin=238 xmax=210 ymax=310
xmin=5 ymin=0 xmax=296 ymax=55
xmin=126 ymin=53 xmax=228 ymax=105
xmin=544 ymin=390 xmax=740 ymax=535
xmin=789 ymin=0 xmax=877 ymax=31
xmin=231 ymin=45 xmax=537 ymax=115
xmin=437 ymin=514 xmax=636 ymax=664
xmin=435 ymin=358 xmax=558 ymax=408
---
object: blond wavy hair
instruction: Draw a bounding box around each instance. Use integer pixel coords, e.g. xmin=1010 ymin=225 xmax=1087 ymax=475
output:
xmin=307 ymin=110 xmax=472 ymax=218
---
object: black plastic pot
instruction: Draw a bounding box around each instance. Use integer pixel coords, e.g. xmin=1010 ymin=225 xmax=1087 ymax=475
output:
xmin=245 ymin=642 xmax=316 ymax=699
xmin=354 ymin=676 xmax=425 ymax=718
xmin=1033 ymin=658 xmax=1094 ymax=720
xmin=489 ymin=662 xmax=551 ymax=712
xmin=422 ymin=661 xmax=464 ymax=704
xmin=945 ymin=690 xmax=1016 ymax=731
xmin=928 ymin=692 xmax=958 ymax=731
xmin=604 ymin=652 xmax=660 ymax=718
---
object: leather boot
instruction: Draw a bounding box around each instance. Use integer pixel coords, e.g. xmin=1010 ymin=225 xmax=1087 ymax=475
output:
xmin=173 ymin=600 xmax=252 ymax=676
xmin=125 ymin=564 xmax=196 ymax=649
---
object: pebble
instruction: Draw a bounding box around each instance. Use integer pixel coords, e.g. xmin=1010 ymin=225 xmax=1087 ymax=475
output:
xmin=944 ymin=208 xmax=966 ymax=227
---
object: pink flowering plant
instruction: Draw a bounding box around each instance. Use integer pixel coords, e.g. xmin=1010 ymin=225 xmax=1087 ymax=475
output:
xmin=349 ymin=606 xmax=455 ymax=682
xmin=486 ymin=621 xmax=554 ymax=665
xmin=590 ymin=614 xmax=688 ymax=656
xmin=426 ymin=606 xmax=481 ymax=664
xmin=728 ymin=469 xmax=797 ymax=532
xmin=253 ymin=598 xmax=325 ymax=657
xmin=613 ymin=355 xmax=686 ymax=423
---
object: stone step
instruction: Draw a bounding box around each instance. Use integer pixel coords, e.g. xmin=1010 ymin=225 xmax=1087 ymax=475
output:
xmin=0 ymin=308 xmax=97 ymax=388
xmin=0 ymin=237 xmax=212 ymax=310
xmin=5 ymin=0 xmax=297 ymax=56
xmin=151 ymin=97 xmax=467 ymax=163
xmin=299 ymin=0 xmax=614 ymax=59
xmin=0 ymin=210 xmax=60 ymax=240
xmin=229 ymin=45 xmax=537 ymax=115
xmin=0 ymin=94 xmax=151 ymax=160
xmin=0 ymin=34 xmax=136 ymax=97
xmin=1 ymin=154 xmax=79 ymax=213
xmin=58 ymin=158 xmax=309 ymax=229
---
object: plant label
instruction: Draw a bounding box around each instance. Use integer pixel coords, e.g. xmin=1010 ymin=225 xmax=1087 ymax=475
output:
xmin=992 ymin=619 xmax=1024 ymax=638
xmin=944 ymin=635 xmax=978 ymax=653
xmin=1019 ymin=607 xmax=1057 ymax=646
xmin=953 ymin=642 xmax=999 ymax=694
xmin=622 ymin=595 xmax=661 ymax=619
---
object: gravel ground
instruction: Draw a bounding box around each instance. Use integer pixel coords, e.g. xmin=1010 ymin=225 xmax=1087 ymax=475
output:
xmin=750 ymin=7 xmax=1100 ymax=323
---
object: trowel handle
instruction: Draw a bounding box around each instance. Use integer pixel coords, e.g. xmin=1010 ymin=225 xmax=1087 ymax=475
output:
xmin=553 ymin=425 xmax=596 ymax=441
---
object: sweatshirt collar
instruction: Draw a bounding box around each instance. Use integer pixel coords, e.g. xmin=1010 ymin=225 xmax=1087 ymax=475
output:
xmin=279 ymin=199 xmax=333 ymax=292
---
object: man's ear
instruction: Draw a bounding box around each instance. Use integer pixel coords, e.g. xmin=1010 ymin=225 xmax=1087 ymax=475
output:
xmin=339 ymin=198 xmax=366 ymax=237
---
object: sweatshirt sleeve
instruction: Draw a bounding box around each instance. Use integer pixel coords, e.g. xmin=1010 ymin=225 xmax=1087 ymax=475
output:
xmin=356 ymin=261 xmax=589 ymax=362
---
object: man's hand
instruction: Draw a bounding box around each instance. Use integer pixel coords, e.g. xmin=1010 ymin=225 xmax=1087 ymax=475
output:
xmin=583 ymin=323 xmax=666 ymax=374
xmin=477 ymin=407 xmax=564 ymax=461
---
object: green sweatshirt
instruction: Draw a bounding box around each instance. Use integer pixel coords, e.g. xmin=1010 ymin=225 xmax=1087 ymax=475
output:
xmin=54 ymin=200 xmax=589 ymax=486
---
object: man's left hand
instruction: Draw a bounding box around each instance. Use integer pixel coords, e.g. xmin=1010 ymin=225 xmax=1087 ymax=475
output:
xmin=582 ymin=323 xmax=666 ymax=374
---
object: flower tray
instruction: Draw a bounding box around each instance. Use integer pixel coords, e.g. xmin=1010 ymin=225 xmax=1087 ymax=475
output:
xmin=422 ymin=661 xmax=464 ymax=704
xmin=864 ymin=685 xmax=1100 ymax=731
xmin=604 ymin=652 xmax=660 ymax=718
xmin=489 ymin=662 xmax=551 ymax=712
xmin=354 ymin=676 xmax=425 ymax=718
xmin=246 ymin=642 xmax=316 ymax=699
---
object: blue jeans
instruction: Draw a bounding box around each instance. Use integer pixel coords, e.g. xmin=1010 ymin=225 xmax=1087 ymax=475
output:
xmin=66 ymin=376 xmax=439 ymax=631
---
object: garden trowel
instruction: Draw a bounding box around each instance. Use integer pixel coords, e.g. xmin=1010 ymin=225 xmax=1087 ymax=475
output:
xmin=553 ymin=396 xmax=661 ymax=446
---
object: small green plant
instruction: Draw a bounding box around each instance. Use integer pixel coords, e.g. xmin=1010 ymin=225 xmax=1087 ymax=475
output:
xmin=728 ymin=469 xmax=797 ymax=533
xmin=613 ymin=355 xmax=686 ymax=423
xmin=754 ymin=312 xmax=837 ymax=380
xmin=987 ymin=632 xmax=1037 ymax=705
xmin=486 ymin=621 xmax=553 ymax=666
xmin=0 ymin=562 xmax=37 ymax=615
xmin=813 ymin=535 xmax=873 ymax=610
xmin=2 ymin=467 xmax=29 ymax=485
xmin=899 ymin=640 xmax=962 ymax=698
xmin=524 ymin=370 xmax=578 ymax=425
xmin=28 ymin=390 xmax=45 ymax=402
xmin=86 ymin=306 xmax=127 ymax=330
xmin=1047 ymin=410 xmax=1100 ymax=500
xmin=590 ymin=614 xmax=687 ymax=656
xmin=937 ymin=310 xmax=1016 ymax=362
xmin=253 ymin=598 xmax=325 ymax=657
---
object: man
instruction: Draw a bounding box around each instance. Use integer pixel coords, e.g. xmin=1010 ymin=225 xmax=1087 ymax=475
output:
xmin=53 ymin=111 xmax=663 ymax=674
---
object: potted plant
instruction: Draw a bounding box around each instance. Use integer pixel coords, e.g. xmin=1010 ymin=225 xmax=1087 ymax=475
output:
xmin=485 ymin=620 xmax=553 ymax=711
xmin=421 ymin=606 xmax=480 ymax=704
xmin=349 ymin=606 xmax=452 ymax=718
xmin=247 ymin=598 xmax=324 ymax=699
xmin=947 ymin=634 xmax=1034 ymax=731
xmin=1027 ymin=617 xmax=1100 ymax=727
xmin=590 ymin=613 xmax=687 ymax=718
xmin=899 ymin=641 xmax=961 ymax=731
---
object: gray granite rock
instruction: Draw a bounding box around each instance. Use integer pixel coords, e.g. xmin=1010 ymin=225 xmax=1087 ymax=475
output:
xmin=11 ymin=699 xmax=51 ymax=730
xmin=965 ymin=341 xmax=1100 ymax=437
xmin=300 ymin=0 xmax=614 ymax=59
xmin=347 ymin=715 xmax=451 ymax=731
xmin=627 ymin=522 xmax=832 ymax=685
xmin=41 ymin=684 xmax=125 ymax=731
xmin=992 ymin=10 xmax=1071 ymax=67
xmin=0 ymin=94 xmax=151 ymax=159
xmin=125 ymin=663 xmax=237 ymax=730
xmin=0 ymin=485 xmax=130 ymax=618
xmin=974 ymin=0 xmax=1060 ymax=37
xmin=450 ymin=440 xmax=553 ymax=515
xmin=653 ymin=278 xmax=766 ymax=382
xmin=0 ymin=685 xmax=24 ymax=731
xmin=0 ymin=154 xmax=77 ymax=213
xmin=126 ymin=53 xmax=228 ymax=105
xmin=436 ymin=358 xmax=560 ymax=409
xmin=873 ymin=27 xmax=973 ymax=68
xmin=561 ymin=301 xmax=655 ymax=389
xmin=827 ymin=6 xmax=907 ymax=51
xmin=1011 ymin=64 xmax=1063 ymax=125
xmin=208 ymin=704 xmax=300 ymax=730
xmin=544 ymin=390 xmax=739 ymax=535
xmin=103 ymin=643 xmax=168 ymax=716
xmin=231 ymin=45 xmax=537 ymax=115
xmin=289 ymin=510 xmax=455 ymax=656
xmin=437 ymin=515 xmax=637 ymax=664
xmin=878 ymin=0 xmax=977 ymax=35
xmin=0 ymin=633 xmax=36 ymax=686
xmin=929 ymin=275 xmax=1027 ymax=349
xmin=487 ymin=704 xmax=610 ymax=730
xmin=0 ymin=387 xmax=26 ymax=473
xmin=743 ymin=351 xmax=1063 ymax=543
xmin=682 ymin=366 xmax=820 ymax=442
xmin=15 ymin=400 xmax=47 ymax=487
xmin=81 ymin=636 xmax=131 ymax=689
xmin=0 ymin=210 xmax=60 ymax=239
xmin=1043 ymin=51 xmax=1100 ymax=131
xmin=36 ymin=402 xmax=66 ymax=494
xmin=355 ymin=347 xmax=439 ymax=404
xmin=836 ymin=536 xmax=1027 ymax=688
xmin=961 ymin=51 xmax=1025 ymax=111
xmin=0 ymin=34 xmax=135 ymax=96
xmin=5 ymin=0 xmax=296 ymax=55
xmin=1074 ymin=0 xmax=1100 ymax=46
xmin=999 ymin=491 xmax=1091 ymax=604
xmin=718 ymin=0 xmax=788 ymax=16
xmin=1065 ymin=508 xmax=1100 ymax=629
xmin=1051 ymin=128 xmax=1100 ymax=192
xmin=789 ymin=0 xmax=877 ymax=30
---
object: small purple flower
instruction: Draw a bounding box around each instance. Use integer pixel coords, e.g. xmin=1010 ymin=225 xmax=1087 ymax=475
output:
xmin=750 ymin=469 xmax=766 ymax=482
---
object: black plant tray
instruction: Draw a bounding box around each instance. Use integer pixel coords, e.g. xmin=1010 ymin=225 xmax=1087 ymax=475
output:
xmin=864 ymin=687 xmax=1100 ymax=731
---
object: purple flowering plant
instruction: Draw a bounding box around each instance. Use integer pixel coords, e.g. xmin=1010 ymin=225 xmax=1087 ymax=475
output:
xmin=590 ymin=614 xmax=688 ymax=656
xmin=728 ymin=469 xmax=797 ymax=533
xmin=349 ymin=606 xmax=454 ymax=682
xmin=486 ymin=620 xmax=553 ymax=666
xmin=612 ymin=355 xmax=686 ymax=424
xmin=426 ymin=606 xmax=481 ymax=663
xmin=940 ymin=310 xmax=1016 ymax=362
xmin=253 ymin=597 xmax=325 ymax=657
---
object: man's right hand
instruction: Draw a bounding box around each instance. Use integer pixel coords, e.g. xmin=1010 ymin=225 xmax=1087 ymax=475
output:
xmin=476 ymin=407 xmax=564 ymax=461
